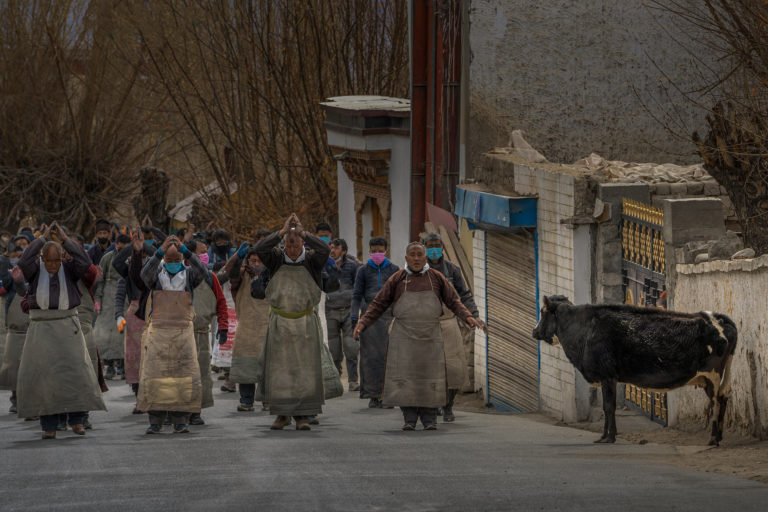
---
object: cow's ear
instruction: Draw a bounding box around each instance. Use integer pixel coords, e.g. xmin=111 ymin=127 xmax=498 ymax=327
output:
xmin=543 ymin=296 xmax=550 ymax=309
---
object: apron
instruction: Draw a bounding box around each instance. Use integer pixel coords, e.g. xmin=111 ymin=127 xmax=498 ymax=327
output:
xmin=137 ymin=290 xmax=202 ymax=413
xmin=193 ymin=282 xmax=217 ymax=409
xmin=0 ymin=294 xmax=31 ymax=390
xmin=230 ymin=277 xmax=270 ymax=384
xmin=257 ymin=264 xmax=329 ymax=416
xmin=16 ymin=308 xmax=106 ymax=418
xmin=77 ymin=280 xmax=99 ymax=374
xmin=358 ymin=302 xmax=392 ymax=399
xmin=124 ymin=300 xmax=145 ymax=384
xmin=93 ymin=252 xmax=126 ymax=360
xmin=440 ymin=304 xmax=467 ymax=390
xmin=381 ymin=275 xmax=447 ymax=408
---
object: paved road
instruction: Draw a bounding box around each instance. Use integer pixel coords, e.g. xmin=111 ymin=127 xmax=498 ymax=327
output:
xmin=0 ymin=382 xmax=766 ymax=512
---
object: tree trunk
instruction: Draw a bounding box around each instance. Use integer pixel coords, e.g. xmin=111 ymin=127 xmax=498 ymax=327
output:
xmin=694 ymin=102 xmax=768 ymax=255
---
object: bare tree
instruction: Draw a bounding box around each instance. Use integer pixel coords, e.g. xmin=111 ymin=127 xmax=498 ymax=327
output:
xmin=125 ymin=0 xmax=409 ymax=238
xmin=651 ymin=1 xmax=768 ymax=253
xmin=0 ymin=0 xmax=164 ymax=235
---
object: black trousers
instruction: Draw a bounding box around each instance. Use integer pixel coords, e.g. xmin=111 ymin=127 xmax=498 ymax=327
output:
xmin=401 ymin=407 xmax=438 ymax=426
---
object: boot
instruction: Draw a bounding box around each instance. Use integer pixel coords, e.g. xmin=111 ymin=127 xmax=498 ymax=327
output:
xmin=270 ymin=415 xmax=291 ymax=430
xmin=443 ymin=406 xmax=455 ymax=422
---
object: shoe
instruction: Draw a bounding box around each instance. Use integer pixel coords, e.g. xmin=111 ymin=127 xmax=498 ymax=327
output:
xmin=189 ymin=414 xmax=205 ymax=425
xmin=423 ymin=423 xmax=437 ymax=431
xmin=443 ymin=407 xmax=455 ymax=422
xmin=173 ymin=424 xmax=190 ymax=433
xmin=83 ymin=418 xmax=93 ymax=430
xmin=145 ymin=424 xmax=162 ymax=434
xmin=220 ymin=383 xmax=236 ymax=392
xmin=402 ymin=423 xmax=416 ymax=431
xmin=25 ymin=416 xmax=39 ymax=421
xmin=270 ymin=416 xmax=291 ymax=430
xmin=308 ymin=416 xmax=319 ymax=425
xmin=9 ymin=404 xmax=17 ymax=414
xmin=132 ymin=406 xmax=144 ymax=415
xmin=348 ymin=381 xmax=360 ymax=392
xmin=217 ymin=373 xmax=226 ymax=380
xmin=368 ymin=398 xmax=379 ymax=408
xmin=295 ymin=420 xmax=311 ymax=431
xmin=42 ymin=430 xmax=56 ymax=439
xmin=71 ymin=424 xmax=86 ymax=435
xmin=237 ymin=404 xmax=254 ymax=412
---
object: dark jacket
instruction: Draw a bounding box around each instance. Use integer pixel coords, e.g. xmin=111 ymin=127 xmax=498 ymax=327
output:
xmin=255 ymin=232 xmax=331 ymax=289
xmin=20 ymin=237 xmax=91 ymax=310
xmin=325 ymin=256 xmax=360 ymax=310
xmin=429 ymin=257 xmax=479 ymax=317
xmin=350 ymin=258 xmax=400 ymax=321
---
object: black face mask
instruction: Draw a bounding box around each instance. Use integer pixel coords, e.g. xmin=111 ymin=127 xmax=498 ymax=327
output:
xmin=97 ymin=237 xmax=109 ymax=245
xmin=215 ymin=243 xmax=229 ymax=255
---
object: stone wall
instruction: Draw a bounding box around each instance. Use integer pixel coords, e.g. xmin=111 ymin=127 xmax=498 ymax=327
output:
xmin=468 ymin=0 xmax=715 ymax=170
xmin=670 ymin=257 xmax=768 ymax=439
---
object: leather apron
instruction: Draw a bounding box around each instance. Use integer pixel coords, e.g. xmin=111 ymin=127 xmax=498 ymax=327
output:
xmin=230 ymin=277 xmax=270 ymax=384
xmin=258 ymin=264 xmax=326 ymax=416
xmin=440 ymin=304 xmax=467 ymax=390
xmin=193 ymin=282 xmax=217 ymax=409
xmin=93 ymin=252 xmax=126 ymax=360
xmin=77 ymin=280 xmax=99 ymax=374
xmin=124 ymin=300 xmax=145 ymax=384
xmin=16 ymin=308 xmax=106 ymax=418
xmin=137 ymin=290 xmax=202 ymax=413
xmin=0 ymin=294 xmax=30 ymax=390
xmin=381 ymin=274 xmax=447 ymax=408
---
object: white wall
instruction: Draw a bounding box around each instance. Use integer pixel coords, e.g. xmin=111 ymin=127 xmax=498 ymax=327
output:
xmin=337 ymin=162 xmax=357 ymax=258
xmin=670 ymin=257 xmax=768 ymax=440
xmin=324 ymin=129 xmax=411 ymax=267
xmin=472 ymin=229 xmax=488 ymax=398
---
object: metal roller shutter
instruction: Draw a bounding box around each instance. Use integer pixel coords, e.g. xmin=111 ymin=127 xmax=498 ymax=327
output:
xmin=486 ymin=231 xmax=539 ymax=412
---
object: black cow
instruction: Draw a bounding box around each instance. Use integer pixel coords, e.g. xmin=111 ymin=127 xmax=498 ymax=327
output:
xmin=531 ymin=295 xmax=737 ymax=445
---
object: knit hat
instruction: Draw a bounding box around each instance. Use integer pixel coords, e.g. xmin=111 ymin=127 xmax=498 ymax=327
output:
xmin=94 ymin=219 xmax=111 ymax=233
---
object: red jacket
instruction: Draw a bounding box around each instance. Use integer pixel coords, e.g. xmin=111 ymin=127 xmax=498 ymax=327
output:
xmin=211 ymin=272 xmax=228 ymax=331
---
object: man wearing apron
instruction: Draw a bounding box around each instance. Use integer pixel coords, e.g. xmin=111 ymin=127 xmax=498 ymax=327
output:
xmin=350 ymin=237 xmax=399 ymax=408
xmin=254 ymin=213 xmax=342 ymax=431
xmin=139 ymin=235 xmax=207 ymax=434
xmin=187 ymin=238 xmax=228 ymax=425
xmin=93 ymin=234 xmax=130 ymax=379
xmin=113 ymin=231 xmax=153 ymax=413
xmin=354 ymin=242 xmax=485 ymax=430
xmin=0 ymin=261 xmax=29 ymax=414
xmin=15 ymin=222 xmax=106 ymax=439
xmin=228 ymin=247 xmax=271 ymax=411
xmin=423 ymin=232 xmax=485 ymax=422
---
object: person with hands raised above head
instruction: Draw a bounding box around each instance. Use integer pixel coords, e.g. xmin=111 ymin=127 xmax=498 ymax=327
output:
xmin=15 ymin=221 xmax=106 ymax=440
xmin=353 ymin=242 xmax=485 ymax=431
xmin=253 ymin=213 xmax=343 ymax=431
xmin=138 ymin=234 xmax=207 ymax=435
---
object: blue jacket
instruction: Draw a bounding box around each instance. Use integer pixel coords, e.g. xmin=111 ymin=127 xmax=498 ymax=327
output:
xmin=350 ymin=258 xmax=399 ymax=320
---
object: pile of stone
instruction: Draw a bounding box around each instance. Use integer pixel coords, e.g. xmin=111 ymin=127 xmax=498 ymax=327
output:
xmin=680 ymin=231 xmax=755 ymax=264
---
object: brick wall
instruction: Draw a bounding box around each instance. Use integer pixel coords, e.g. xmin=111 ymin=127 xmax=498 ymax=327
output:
xmin=471 ymin=154 xmax=585 ymax=421
xmin=472 ymin=230 xmax=488 ymax=398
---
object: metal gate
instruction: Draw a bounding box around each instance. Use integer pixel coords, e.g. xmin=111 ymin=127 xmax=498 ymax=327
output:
xmin=621 ymin=198 xmax=668 ymax=425
xmin=486 ymin=231 xmax=539 ymax=412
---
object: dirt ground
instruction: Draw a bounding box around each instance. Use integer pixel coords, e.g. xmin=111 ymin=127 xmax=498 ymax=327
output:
xmin=456 ymin=393 xmax=768 ymax=484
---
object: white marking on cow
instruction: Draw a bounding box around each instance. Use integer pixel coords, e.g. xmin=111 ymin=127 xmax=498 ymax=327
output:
xmin=704 ymin=311 xmax=728 ymax=342
xmin=552 ymin=334 xmax=561 ymax=346
xmin=707 ymin=345 xmax=713 ymax=354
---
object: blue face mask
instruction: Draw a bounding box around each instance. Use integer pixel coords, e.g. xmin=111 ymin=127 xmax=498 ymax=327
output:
xmin=319 ymin=236 xmax=331 ymax=244
xmin=165 ymin=261 xmax=184 ymax=275
xmin=146 ymin=240 xmax=156 ymax=246
xmin=426 ymin=247 xmax=443 ymax=260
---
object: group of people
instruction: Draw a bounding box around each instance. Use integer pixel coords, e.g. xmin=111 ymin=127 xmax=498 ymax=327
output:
xmin=0 ymin=212 xmax=485 ymax=439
